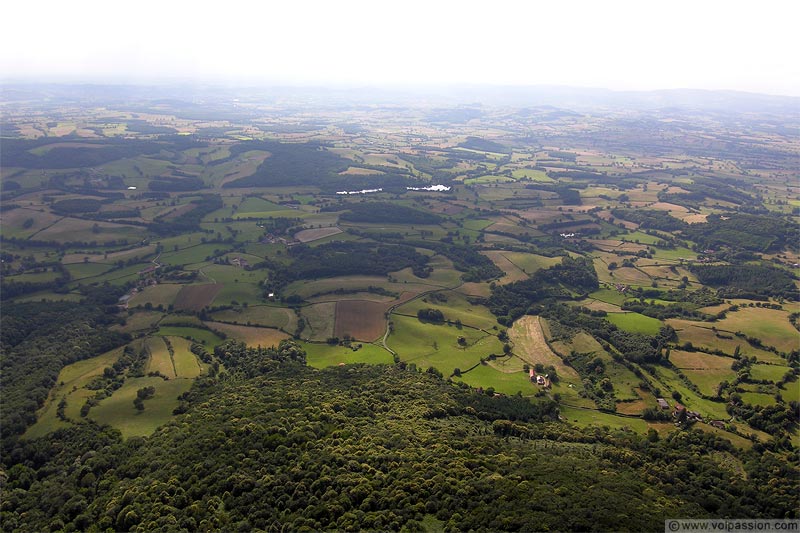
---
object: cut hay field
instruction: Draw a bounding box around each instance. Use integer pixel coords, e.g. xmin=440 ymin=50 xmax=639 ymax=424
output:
xmin=302 ymin=302 xmax=337 ymax=341
xmin=169 ymin=337 xmax=203 ymax=378
xmin=508 ymin=316 xmax=580 ymax=383
xmin=203 ymin=321 xmax=289 ymax=348
xmin=482 ymin=251 xmax=528 ymax=283
xmin=669 ymin=350 xmax=737 ymax=396
xmin=334 ymin=300 xmax=387 ymax=341
xmin=112 ymin=311 xmax=164 ymax=334
xmin=36 ymin=217 xmax=145 ymax=244
xmin=284 ymin=275 xmax=432 ymax=300
xmin=210 ymin=305 xmax=297 ymax=331
xmin=295 ymin=226 xmax=343 ymax=243
xmin=303 ymin=342 xmax=394 ymax=368
xmin=146 ymin=337 xmax=176 ymax=379
xmin=174 ymin=283 xmax=222 ymax=311
xmin=129 ymin=283 xmax=183 ymax=308
xmin=62 ymin=244 xmax=156 ymax=265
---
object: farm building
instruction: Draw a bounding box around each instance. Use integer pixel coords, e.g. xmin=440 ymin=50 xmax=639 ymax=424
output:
xmin=656 ymin=398 xmax=670 ymax=410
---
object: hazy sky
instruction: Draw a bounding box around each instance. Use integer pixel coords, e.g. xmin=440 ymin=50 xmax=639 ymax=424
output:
xmin=2 ymin=0 xmax=799 ymax=96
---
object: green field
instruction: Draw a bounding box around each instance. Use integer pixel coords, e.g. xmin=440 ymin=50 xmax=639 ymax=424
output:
xmin=89 ymin=376 xmax=193 ymax=438
xmin=605 ymin=312 xmax=663 ymax=335
xmin=559 ymin=406 xmax=649 ymax=433
xmin=146 ymin=337 xmax=176 ymax=378
xmin=388 ymin=315 xmax=505 ymax=377
xmin=303 ymin=342 xmax=394 ymax=368
xmin=170 ymin=337 xmax=203 ymax=378
xmin=395 ymin=290 xmax=500 ymax=331
xmin=749 ymin=364 xmax=792 ymax=383
xmin=454 ymin=363 xmax=536 ymax=396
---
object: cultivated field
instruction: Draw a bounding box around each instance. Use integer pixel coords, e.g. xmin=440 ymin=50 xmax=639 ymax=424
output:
xmin=334 ymin=300 xmax=387 ymax=341
xmin=174 ymin=284 xmax=222 ymax=311
xmin=203 ymin=321 xmax=289 ymax=348
xmin=509 ymin=315 xmax=579 ymax=382
xmin=295 ymin=226 xmax=343 ymax=243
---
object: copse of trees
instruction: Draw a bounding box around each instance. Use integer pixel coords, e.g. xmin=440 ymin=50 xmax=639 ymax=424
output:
xmin=488 ymin=256 xmax=599 ymax=323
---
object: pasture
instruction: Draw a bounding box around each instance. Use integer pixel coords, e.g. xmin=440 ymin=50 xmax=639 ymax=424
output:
xmin=303 ymin=342 xmax=394 ymax=368
xmin=666 ymin=319 xmax=784 ymax=363
xmin=89 ymin=376 xmax=193 ymax=438
xmin=388 ymin=315 xmax=505 ymax=378
xmin=396 ymin=290 xmax=499 ymax=331
xmin=749 ymin=364 xmax=792 ymax=383
xmin=24 ymin=345 xmax=125 ymax=439
xmin=454 ymin=364 xmax=536 ymax=396
xmin=156 ymin=326 xmax=224 ymax=348
xmin=710 ymin=307 xmax=799 ymax=353
xmin=146 ymin=336 xmax=176 ymax=378
xmin=295 ymin=226 xmax=343 ymax=243
xmin=669 ymin=350 xmax=737 ymax=396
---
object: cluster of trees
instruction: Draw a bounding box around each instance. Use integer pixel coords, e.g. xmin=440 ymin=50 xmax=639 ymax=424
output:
xmin=148 ymin=194 xmax=223 ymax=236
xmin=275 ymin=241 xmax=430 ymax=282
xmin=685 ymin=213 xmax=798 ymax=253
xmin=488 ymin=256 xmax=599 ymax=323
xmin=416 ymin=308 xmax=445 ymax=323
xmin=0 ymin=138 xmax=165 ymax=169
xmin=690 ymin=263 xmax=798 ymax=300
xmin=51 ymin=198 xmax=106 ymax=214
xmin=611 ymin=208 xmax=688 ymax=232
xmin=457 ymin=136 xmax=511 ymax=154
xmin=221 ymin=141 xmax=348 ymax=188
